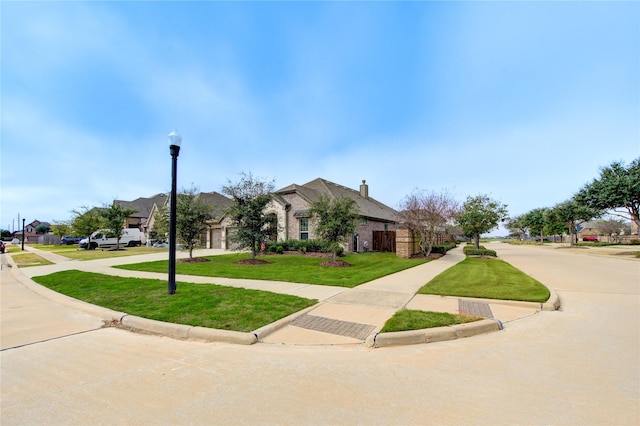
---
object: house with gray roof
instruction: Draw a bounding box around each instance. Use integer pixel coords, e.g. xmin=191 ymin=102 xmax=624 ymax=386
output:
xmin=267 ymin=178 xmax=400 ymax=253
xmin=117 ymin=193 xmax=168 ymax=233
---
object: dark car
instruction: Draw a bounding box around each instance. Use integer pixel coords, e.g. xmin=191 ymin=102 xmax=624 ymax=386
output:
xmin=61 ymin=236 xmax=82 ymax=245
xmin=582 ymin=235 xmax=598 ymax=242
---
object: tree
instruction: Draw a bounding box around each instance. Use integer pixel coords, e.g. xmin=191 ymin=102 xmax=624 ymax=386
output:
xmin=523 ymin=208 xmax=548 ymax=244
xmin=398 ymin=189 xmax=460 ymax=256
xmin=595 ymin=218 xmax=630 ymax=243
xmin=100 ymin=200 xmax=137 ymax=250
xmin=175 ymin=186 xmax=213 ymax=259
xmin=222 ymin=172 xmax=275 ymax=260
xmin=309 ymin=195 xmax=360 ymax=262
xmin=71 ymin=206 xmax=103 ymax=248
xmin=543 ymin=209 xmax=566 ymax=242
xmin=505 ymin=214 xmax=529 ymax=240
xmin=456 ymin=194 xmax=508 ymax=249
xmin=548 ymin=200 xmax=600 ymax=246
xmin=50 ymin=222 xmax=71 ymax=240
xmin=151 ymin=204 xmax=169 ymax=243
xmin=575 ymin=158 xmax=639 ymax=232
xmin=35 ymin=223 xmax=51 ymax=234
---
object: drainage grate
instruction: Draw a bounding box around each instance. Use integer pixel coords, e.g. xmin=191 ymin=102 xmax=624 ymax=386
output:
xmin=291 ymin=314 xmax=376 ymax=340
xmin=458 ymin=300 xmax=493 ymax=318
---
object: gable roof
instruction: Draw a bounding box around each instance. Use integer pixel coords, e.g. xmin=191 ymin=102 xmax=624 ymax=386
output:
xmin=195 ymin=191 xmax=233 ymax=221
xmin=276 ymin=178 xmax=399 ymax=223
xmin=117 ymin=193 xmax=168 ymax=219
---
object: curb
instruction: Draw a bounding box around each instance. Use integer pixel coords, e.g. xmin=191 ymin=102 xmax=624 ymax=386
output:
xmin=253 ymin=305 xmax=318 ymax=341
xmin=120 ymin=315 xmax=258 ymax=345
xmin=372 ymin=319 xmax=504 ymax=348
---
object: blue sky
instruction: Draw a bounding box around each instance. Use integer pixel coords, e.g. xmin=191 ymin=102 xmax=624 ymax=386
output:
xmin=2 ymin=1 xmax=638 ymax=235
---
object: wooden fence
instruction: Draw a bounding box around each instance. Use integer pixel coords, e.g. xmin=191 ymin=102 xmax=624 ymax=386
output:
xmin=373 ymin=231 xmax=396 ymax=252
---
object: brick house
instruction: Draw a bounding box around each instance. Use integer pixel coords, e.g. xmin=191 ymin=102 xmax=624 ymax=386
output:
xmin=146 ymin=191 xmax=234 ymax=247
xmin=14 ymin=219 xmax=50 ymax=243
xmin=268 ymin=178 xmax=400 ymax=253
xmin=117 ymin=193 xmax=168 ymax=233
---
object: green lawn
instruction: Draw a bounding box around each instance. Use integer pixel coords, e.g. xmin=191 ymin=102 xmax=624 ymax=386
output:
xmin=419 ymin=257 xmax=550 ymax=302
xmin=116 ymin=252 xmax=429 ymax=288
xmin=380 ymin=309 xmax=481 ymax=332
xmin=32 ymin=271 xmax=317 ymax=332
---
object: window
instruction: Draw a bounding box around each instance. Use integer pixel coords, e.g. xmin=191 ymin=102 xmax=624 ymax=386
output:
xmin=300 ymin=218 xmax=309 ymax=240
xmin=361 ymin=218 xmax=367 ymax=225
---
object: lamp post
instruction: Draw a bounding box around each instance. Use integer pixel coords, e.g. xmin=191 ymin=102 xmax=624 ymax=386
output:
xmin=22 ymin=218 xmax=25 ymax=251
xmin=168 ymin=130 xmax=181 ymax=295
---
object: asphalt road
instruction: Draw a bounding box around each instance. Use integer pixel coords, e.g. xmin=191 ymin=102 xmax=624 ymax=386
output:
xmin=1 ymin=243 xmax=638 ymax=425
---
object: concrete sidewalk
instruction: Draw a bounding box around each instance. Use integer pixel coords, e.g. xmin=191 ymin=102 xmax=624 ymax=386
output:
xmin=11 ymin=245 xmax=548 ymax=347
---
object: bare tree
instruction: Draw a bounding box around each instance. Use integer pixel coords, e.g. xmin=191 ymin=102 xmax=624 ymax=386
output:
xmin=596 ymin=218 xmax=630 ymax=243
xmin=399 ymin=189 xmax=460 ymax=257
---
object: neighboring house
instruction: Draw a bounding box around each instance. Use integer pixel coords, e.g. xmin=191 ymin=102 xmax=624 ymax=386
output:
xmin=199 ymin=192 xmax=234 ymax=249
xmin=269 ymin=178 xmax=400 ymax=253
xmin=146 ymin=191 xmax=235 ymax=248
xmin=117 ymin=193 xmax=168 ymax=233
xmin=14 ymin=219 xmax=50 ymax=243
xmin=577 ymin=220 xmax=635 ymax=242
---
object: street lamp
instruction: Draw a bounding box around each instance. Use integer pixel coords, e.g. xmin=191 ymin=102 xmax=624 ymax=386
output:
xmin=168 ymin=130 xmax=181 ymax=295
xmin=22 ymin=218 xmax=25 ymax=251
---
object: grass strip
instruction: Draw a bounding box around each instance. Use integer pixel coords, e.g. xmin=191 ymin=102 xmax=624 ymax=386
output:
xmin=11 ymin=253 xmax=54 ymax=267
xmin=116 ymin=252 xmax=428 ymax=288
xmin=31 ymin=244 xmax=167 ymax=260
xmin=380 ymin=309 xmax=481 ymax=333
xmin=32 ymin=270 xmax=317 ymax=332
xmin=419 ymin=257 xmax=549 ymax=302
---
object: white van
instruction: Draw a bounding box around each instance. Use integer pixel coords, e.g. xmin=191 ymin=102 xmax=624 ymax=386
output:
xmin=80 ymin=229 xmax=147 ymax=249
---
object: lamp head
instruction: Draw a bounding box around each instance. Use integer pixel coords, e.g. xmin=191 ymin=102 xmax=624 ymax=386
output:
xmin=168 ymin=130 xmax=182 ymax=148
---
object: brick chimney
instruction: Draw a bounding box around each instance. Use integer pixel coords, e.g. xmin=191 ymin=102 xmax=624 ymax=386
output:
xmin=359 ymin=180 xmax=369 ymax=199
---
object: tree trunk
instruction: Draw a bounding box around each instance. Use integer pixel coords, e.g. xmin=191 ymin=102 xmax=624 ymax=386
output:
xmin=474 ymin=234 xmax=480 ymax=249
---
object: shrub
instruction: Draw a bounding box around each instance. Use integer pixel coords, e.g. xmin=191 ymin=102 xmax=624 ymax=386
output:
xmin=431 ymin=242 xmax=457 ymax=254
xmin=278 ymin=239 xmax=343 ymax=255
xmin=463 ymin=246 xmax=497 ymax=257
xmin=266 ymin=243 xmax=284 ymax=254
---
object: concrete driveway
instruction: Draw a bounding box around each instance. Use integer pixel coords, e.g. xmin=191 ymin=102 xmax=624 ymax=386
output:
xmin=1 ymin=243 xmax=638 ymax=425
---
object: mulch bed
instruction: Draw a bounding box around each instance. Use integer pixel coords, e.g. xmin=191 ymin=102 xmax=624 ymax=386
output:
xmin=410 ymin=252 xmax=444 ymax=260
xmin=319 ymin=260 xmax=351 ymax=267
xmin=179 ymin=257 xmax=211 ymax=263
xmin=235 ymin=258 xmax=270 ymax=265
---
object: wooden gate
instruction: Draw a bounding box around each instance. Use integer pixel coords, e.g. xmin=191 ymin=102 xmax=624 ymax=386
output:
xmin=373 ymin=231 xmax=396 ymax=252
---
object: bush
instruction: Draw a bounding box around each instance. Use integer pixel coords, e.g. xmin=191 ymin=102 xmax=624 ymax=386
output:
xmin=266 ymin=243 xmax=284 ymax=254
xmin=279 ymin=239 xmax=344 ymax=255
xmin=463 ymin=246 xmax=497 ymax=257
xmin=431 ymin=242 xmax=457 ymax=254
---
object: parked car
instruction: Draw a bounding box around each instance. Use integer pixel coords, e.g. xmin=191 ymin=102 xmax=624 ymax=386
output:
xmin=60 ymin=236 xmax=83 ymax=245
xmin=79 ymin=229 xmax=147 ymax=249
xmin=582 ymin=235 xmax=598 ymax=242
